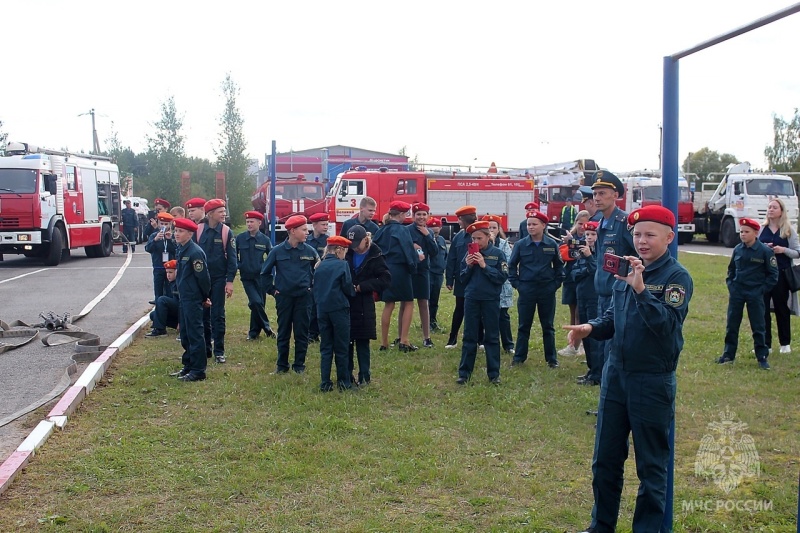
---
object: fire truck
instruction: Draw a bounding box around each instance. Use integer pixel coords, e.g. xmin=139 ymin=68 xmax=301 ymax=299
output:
xmin=617 ymin=171 xmax=695 ymax=244
xmin=531 ymin=159 xmax=599 ymax=230
xmin=0 ymin=142 xmax=120 ymax=265
xmin=251 ymin=174 xmax=327 ymax=237
xmin=328 ymin=168 xmax=536 ymax=239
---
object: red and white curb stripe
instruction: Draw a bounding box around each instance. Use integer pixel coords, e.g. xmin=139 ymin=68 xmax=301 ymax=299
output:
xmin=0 ymin=313 xmax=152 ymax=496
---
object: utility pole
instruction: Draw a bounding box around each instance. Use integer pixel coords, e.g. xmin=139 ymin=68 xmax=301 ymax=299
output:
xmin=78 ymin=108 xmax=101 ymax=154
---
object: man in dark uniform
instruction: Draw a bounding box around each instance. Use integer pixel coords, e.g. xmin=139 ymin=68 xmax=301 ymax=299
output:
xmin=147 ymin=259 xmax=180 ymax=337
xmin=195 ymin=199 xmax=237 ymax=364
xmin=590 ymin=170 xmax=635 ymax=379
xmin=306 ymin=212 xmax=330 ymax=343
xmin=121 ymin=199 xmax=138 ymax=253
xmin=565 ymin=205 xmax=693 ymax=533
xmin=170 ymin=218 xmax=211 ymax=382
xmin=718 ymin=217 xmax=778 ymax=369
xmin=236 ymin=211 xmax=275 ymax=341
xmin=408 ymin=202 xmax=438 ymax=347
xmin=508 ymin=210 xmax=564 ymax=368
xmin=445 ymin=205 xmax=478 ymax=348
xmin=261 ymin=215 xmax=319 ymax=374
xmin=340 ymin=196 xmax=379 ymax=236
xmin=457 ymin=221 xmax=508 ymax=384
xmin=427 ymin=217 xmax=447 ymax=333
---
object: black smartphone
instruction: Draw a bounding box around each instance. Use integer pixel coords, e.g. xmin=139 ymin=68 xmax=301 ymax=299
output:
xmin=602 ymin=252 xmax=630 ymax=276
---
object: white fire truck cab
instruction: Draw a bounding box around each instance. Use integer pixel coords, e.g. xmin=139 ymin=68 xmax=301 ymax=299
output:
xmin=0 ymin=142 xmax=120 ymax=265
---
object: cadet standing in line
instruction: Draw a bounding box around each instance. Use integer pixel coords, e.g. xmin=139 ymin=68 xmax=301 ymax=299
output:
xmin=589 ymin=171 xmax=635 ymax=379
xmin=340 ymin=196 xmax=380 ymax=236
xmin=427 ymin=218 xmax=448 ymax=333
xmin=565 ymin=205 xmax=693 ymax=533
xmin=306 ymin=212 xmax=330 ymax=343
xmin=195 ymin=199 xmax=237 ymax=364
xmin=518 ymin=201 xmax=540 ymax=237
xmin=236 ymin=210 xmax=275 ymax=341
xmin=145 ymin=198 xmax=171 ymax=239
xmin=314 ymin=235 xmax=356 ymax=391
xmin=445 ymin=205 xmax=478 ymax=349
xmin=407 ymin=202 xmax=438 ymax=348
xmin=456 ymin=221 xmax=508 ymax=385
xmin=170 ymin=218 xmax=211 ymax=382
xmin=144 ymin=212 xmax=177 ymax=302
xmin=345 ymin=225 xmax=392 ymax=386
xmin=147 ymin=259 xmax=180 ymax=338
xmin=573 ymin=221 xmax=601 ymax=386
xmin=508 ymin=210 xmax=565 ymax=368
xmin=373 ymin=200 xmax=418 ymax=352
xmin=185 ymin=198 xmax=207 ymax=224
xmin=121 ymin=199 xmax=138 ymax=253
xmin=261 ymin=215 xmax=319 ymax=374
xmin=483 ymin=215 xmax=515 ymax=354
xmin=718 ymin=217 xmax=778 ymax=369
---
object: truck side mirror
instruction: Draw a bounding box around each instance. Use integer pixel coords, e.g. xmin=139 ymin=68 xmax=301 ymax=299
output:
xmin=45 ymin=175 xmax=58 ymax=195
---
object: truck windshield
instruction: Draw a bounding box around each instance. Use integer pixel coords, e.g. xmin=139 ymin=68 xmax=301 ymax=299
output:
xmin=0 ymin=169 xmax=37 ymax=194
xmin=745 ymin=178 xmax=795 ymax=197
xmin=642 ymin=186 xmax=691 ymax=202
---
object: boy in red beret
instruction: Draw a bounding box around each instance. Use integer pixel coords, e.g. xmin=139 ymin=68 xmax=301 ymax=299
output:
xmin=147 ymin=259 xmax=181 ymax=338
xmin=236 ymin=211 xmax=275 ymax=341
xmin=306 ymin=212 xmax=330 ymax=343
xmin=144 ymin=212 xmax=177 ymax=303
xmin=718 ymin=217 xmax=778 ymax=369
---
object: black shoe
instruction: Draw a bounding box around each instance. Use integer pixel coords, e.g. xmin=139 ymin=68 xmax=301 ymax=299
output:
xmin=490 ymin=377 xmax=501 ymax=385
xmin=293 ymin=368 xmax=305 ymax=374
xmin=456 ymin=377 xmax=468 ymax=385
xmin=206 ymin=351 xmax=213 ymax=359
xmin=245 ymin=335 xmax=258 ymax=341
xmin=510 ymin=359 xmax=523 ymax=367
xmin=390 ymin=337 xmax=400 ymax=347
xmin=758 ymin=359 xmax=771 ymax=370
xmin=398 ymin=343 xmax=418 ymax=352
xmin=716 ymin=356 xmax=735 ymax=364
xmin=148 ymin=300 xmax=156 ymax=305
xmin=379 ymin=345 xmax=388 ymax=351
xmin=265 ymin=328 xmax=276 ymax=338
xmin=145 ymin=329 xmax=167 ymax=337
xmin=578 ymin=378 xmax=600 ymax=386
xmin=178 ymin=372 xmax=206 ymax=382
xmin=358 ymin=378 xmax=370 ymax=387
xmin=215 ymin=355 xmax=226 ymax=364
xmin=169 ymin=368 xmax=189 ymax=377
xmin=578 ymin=527 xmax=597 ymax=533
xmin=548 ymin=361 xmax=559 ymax=368
xmin=423 ymin=338 xmax=434 ymax=348
xmin=320 ymin=383 xmax=334 ymax=392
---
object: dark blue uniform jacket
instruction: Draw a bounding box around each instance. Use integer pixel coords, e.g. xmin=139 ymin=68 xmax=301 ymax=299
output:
xmin=507 ymin=234 xmax=565 ymax=291
xmin=261 ymin=240 xmax=319 ymax=297
xmin=197 ymin=223 xmax=238 ymax=282
xmin=408 ymin=224 xmax=438 ymax=273
xmin=592 ymin=207 xmax=635 ymax=297
xmin=445 ymin=230 xmax=470 ymax=296
xmin=459 ymin=244 xmax=508 ymax=300
xmin=429 ymin=234 xmax=447 ymax=275
xmin=313 ymin=254 xmax=356 ymax=314
xmin=236 ymin=231 xmax=272 ymax=281
xmin=176 ymin=240 xmax=211 ymax=302
xmin=727 ymin=239 xmax=778 ymax=296
xmin=144 ymin=232 xmax=177 ymax=267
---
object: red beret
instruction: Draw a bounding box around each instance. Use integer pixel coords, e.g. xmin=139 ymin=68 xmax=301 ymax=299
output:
xmin=327 ymin=235 xmax=352 ymax=247
xmin=481 ymin=214 xmax=503 ymax=225
xmin=412 ymin=202 xmax=431 ymax=213
xmin=285 ymin=215 xmax=308 ymax=230
xmin=186 ymin=197 xmax=207 ymax=209
xmin=156 ymin=212 xmax=174 ymax=222
xmin=467 ymin=221 xmax=492 ymax=234
xmin=204 ymin=198 xmax=226 ymax=213
xmin=455 ymin=205 xmax=477 ymax=217
xmin=739 ymin=217 xmax=761 ymax=232
xmin=524 ymin=201 xmax=540 ymax=211
xmin=628 ymin=206 xmax=675 ymax=228
xmin=309 ymin=212 xmax=329 ymax=222
xmin=583 ymin=221 xmax=599 ymax=232
xmin=163 ymin=259 xmax=178 ymax=269
xmin=389 ymin=200 xmax=412 ymax=212
xmin=173 ymin=218 xmax=198 ymax=232
xmin=155 ymin=198 xmax=171 ymax=209
xmin=244 ymin=210 xmax=264 ymax=221
xmin=427 ymin=218 xmax=442 ymax=228
xmin=526 ymin=211 xmax=549 ymax=224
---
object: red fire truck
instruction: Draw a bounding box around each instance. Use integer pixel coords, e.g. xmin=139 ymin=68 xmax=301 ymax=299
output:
xmin=328 ymin=168 xmax=536 ymax=238
xmin=617 ymin=171 xmax=695 ymax=244
xmin=251 ymin=174 xmax=327 ymax=237
xmin=0 ymin=142 xmax=120 ymax=265
xmin=532 ymin=159 xmax=599 ymax=230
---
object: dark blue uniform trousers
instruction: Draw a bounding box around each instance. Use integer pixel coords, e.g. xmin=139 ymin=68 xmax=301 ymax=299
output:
xmin=275 ymin=291 xmax=311 ymax=372
xmin=122 ymin=227 xmax=136 ymax=252
xmin=595 ymin=294 xmax=613 ymax=377
xmin=499 ymin=307 xmax=514 ymax=352
xmin=724 ymin=291 xmax=769 ymax=360
xmin=203 ymin=277 xmax=227 ymax=357
xmin=459 ymin=298 xmax=500 ymax=380
xmin=348 ymin=339 xmax=371 ymax=384
xmin=150 ymin=296 xmax=179 ymax=331
xmin=319 ymin=309 xmax=351 ymax=389
xmin=180 ymin=298 xmax=207 ymax=377
xmin=152 ymin=268 xmax=168 ymax=301
xmin=308 ymin=293 xmax=320 ymax=341
xmin=590 ymin=363 xmax=675 ymax=533
xmin=578 ymin=297 xmax=601 ymax=381
xmin=514 ymin=288 xmax=557 ymax=365
xmin=429 ymin=272 xmax=444 ymax=328
xmin=241 ymin=279 xmax=272 ymax=338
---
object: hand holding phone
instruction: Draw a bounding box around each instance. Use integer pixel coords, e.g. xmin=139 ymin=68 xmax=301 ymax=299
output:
xmin=602 ymin=253 xmax=630 ymax=277
xmin=468 ymin=242 xmax=480 ymax=255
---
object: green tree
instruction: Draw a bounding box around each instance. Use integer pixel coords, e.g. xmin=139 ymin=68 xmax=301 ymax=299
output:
xmin=764 ymin=109 xmax=800 ymax=173
xmin=398 ymin=145 xmax=419 ymax=171
xmin=145 ymin=96 xmax=186 ymax=205
xmin=215 ymin=74 xmax=251 ymax=226
xmin=682 ymin=148 xmax=738 ymax=181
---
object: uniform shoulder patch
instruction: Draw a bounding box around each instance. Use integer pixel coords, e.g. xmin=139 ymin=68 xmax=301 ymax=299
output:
xmin=770 ymin=256 xmax=777 ymax=267
xmin=665 ymin=284 xmax=685 ymax=307
xmin=193 ymin=259 xmax=205 ymax=272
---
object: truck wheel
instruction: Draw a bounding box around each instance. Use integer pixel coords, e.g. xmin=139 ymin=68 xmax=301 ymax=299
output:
xmin=677 ymin=233 xmax=693 ymax=245
xmin=99 ymin=225 xmax=113 ymax=257
xmin=706 ymin=232 xmax=719 ymax=243
xmin=44 ymin=228 xmax=64 ymax=266
xmin=721 ymin=218 xmax=737 ymax=248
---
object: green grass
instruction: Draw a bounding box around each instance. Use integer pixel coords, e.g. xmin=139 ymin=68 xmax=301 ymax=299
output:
xmin=1 ymin=253 xmax=799 ymax=532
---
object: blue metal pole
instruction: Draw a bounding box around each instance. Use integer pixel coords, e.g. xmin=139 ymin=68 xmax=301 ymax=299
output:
xmin=662 ymin=55 xmax=679 ymax=533
xmin=796 ymin=468 xmax=799 ymax=533
xmin=269 ymin=140 xmax=277 ymax=245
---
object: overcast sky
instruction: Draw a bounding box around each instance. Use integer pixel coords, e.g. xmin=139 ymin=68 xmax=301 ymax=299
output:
xmin=2 ymin=1 xmax=798 ymax=173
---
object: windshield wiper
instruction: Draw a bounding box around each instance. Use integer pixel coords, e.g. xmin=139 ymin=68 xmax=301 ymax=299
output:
xmin=0 ymin=187 xmax=22 ymax=197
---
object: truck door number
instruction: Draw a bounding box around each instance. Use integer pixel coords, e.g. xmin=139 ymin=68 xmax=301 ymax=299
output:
xmin=350 ymin=199 xmax=357 ymax=207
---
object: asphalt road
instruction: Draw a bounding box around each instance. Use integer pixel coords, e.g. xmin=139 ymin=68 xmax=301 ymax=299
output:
xmin=0 ymin=245 xmax=154 ymax=457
